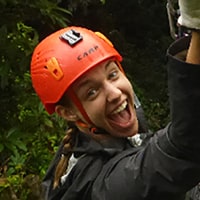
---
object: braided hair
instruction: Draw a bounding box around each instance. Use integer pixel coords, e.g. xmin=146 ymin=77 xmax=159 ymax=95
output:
xmin=53 ymin=125 xmax=77 ymax=189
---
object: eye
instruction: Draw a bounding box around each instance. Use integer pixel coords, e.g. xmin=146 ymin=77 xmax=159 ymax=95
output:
xmin=108 ymin=69 xmax=119 ymax=80
xmin=86 ymin=88 xmax=98 ymax=99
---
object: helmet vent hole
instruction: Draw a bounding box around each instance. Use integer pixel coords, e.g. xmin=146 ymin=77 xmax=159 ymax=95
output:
xmin=53 ymin=69 xmax=58 ymax=75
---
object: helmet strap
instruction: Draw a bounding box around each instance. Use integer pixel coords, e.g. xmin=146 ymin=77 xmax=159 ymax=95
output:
xmin=75 ymin=120 xmax=102 ymax=135
xmin=67 ymin=88 xmax=94 ymax=126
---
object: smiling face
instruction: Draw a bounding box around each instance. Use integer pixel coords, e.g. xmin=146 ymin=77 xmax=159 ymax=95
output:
xmin=67 ymin=59 xmax=138 ymax=138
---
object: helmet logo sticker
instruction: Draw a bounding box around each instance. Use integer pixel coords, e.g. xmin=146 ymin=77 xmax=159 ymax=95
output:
xmin=60 ymin=29 xmax=83 ymax=46
xmin=46 ymin=57 xmax=64 ymax=80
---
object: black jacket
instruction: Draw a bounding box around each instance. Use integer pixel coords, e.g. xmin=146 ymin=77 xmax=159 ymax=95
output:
xmin=42 ymin=36 xmax=200 ymax=200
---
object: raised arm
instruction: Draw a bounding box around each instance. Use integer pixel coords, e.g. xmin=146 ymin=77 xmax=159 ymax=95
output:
xmin=186 ymin=31 xmax=200 ymax=64
xmin=178 ymin=0 xmax=200 ymax=64
xmin=165 ymin=1 xmax=200 ymax=157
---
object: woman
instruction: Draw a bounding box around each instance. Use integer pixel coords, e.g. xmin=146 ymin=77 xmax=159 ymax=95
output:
xmin=30 ymin=0 xmax=200 ymax=199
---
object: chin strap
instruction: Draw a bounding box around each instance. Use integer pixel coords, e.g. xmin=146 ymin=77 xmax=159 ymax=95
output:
xmin=75 ymin=120 xmax=105 ymax=134
xmin=67 ymin=88 xmax=94 ymax=126
xmin=90 ymin=127 xmax=106 ymax=134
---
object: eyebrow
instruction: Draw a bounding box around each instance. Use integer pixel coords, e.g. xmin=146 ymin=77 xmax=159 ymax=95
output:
xmin=105 ymin=60 xmax=114 ymax=70
xmin=75 ymin=78 xmax=91 ymax=90
xmin=74 ymin=60 xmax=114 ymax=89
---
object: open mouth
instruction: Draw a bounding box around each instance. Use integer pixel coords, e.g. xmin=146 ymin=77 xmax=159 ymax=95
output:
xmin=107 ymin=101 xmax=132 ymax=127
xmin=112 ymin=101 xmax=127 ymax=114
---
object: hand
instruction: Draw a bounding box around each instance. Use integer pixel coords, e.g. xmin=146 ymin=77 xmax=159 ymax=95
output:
xmin=178 ymin=0 xmax=200 ymax=30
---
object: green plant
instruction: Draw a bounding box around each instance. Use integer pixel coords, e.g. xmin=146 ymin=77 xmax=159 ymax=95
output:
xmin=0 ymin=1 xmax=72 ymax=199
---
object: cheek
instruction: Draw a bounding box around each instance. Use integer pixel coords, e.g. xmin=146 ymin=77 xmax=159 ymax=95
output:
xmin=82 ymin=97 xmax=106 ymax=122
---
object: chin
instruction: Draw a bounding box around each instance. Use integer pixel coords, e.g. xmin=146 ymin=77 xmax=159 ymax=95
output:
xmin=124 ymin=122 xmax=139 ymax=137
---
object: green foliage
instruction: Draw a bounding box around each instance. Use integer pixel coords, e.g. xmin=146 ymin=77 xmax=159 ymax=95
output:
xmin=0 ymin=0 xmax=71 ymax=199
xmin=0 ymin=128 xmax=27 ymax=156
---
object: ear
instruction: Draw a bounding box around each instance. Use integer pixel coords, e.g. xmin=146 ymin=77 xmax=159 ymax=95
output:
xmin=55 ymin=105 xmax=79 ymax=121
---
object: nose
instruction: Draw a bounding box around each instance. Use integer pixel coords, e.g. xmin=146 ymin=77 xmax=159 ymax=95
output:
xmin=105 ymin=82 xmax=122 ymax=102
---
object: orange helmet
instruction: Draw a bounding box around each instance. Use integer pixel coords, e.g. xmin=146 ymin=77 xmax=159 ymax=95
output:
xmin=31 ymin=26 xmax=122 ymax=115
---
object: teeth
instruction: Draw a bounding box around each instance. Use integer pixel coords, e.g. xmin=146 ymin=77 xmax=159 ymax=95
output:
xmin=113 ymin=101 xmax=127 ymax=114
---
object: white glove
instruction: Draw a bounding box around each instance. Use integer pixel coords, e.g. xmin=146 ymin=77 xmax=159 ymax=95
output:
xmin=178 ymin=0 xmax=200 ymax=30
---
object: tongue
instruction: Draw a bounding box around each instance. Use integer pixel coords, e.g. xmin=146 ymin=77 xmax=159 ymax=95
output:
xmin=109 ymin=110 xmax=130 ymax=124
